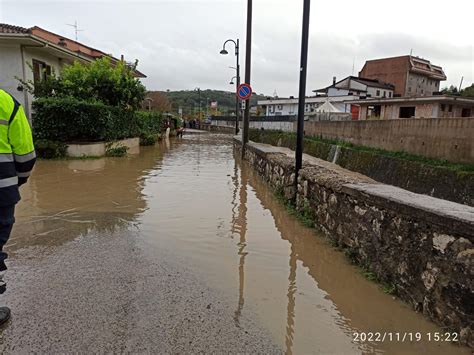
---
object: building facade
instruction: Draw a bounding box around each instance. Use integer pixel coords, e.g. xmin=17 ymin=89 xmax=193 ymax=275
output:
xmin=359 ymin=55 xmax=447 ymax=97
xmin=349 ymin=96 xmax=474 ymax=120
xmin=260 ymin=76 xmax=395 ymax=119
xmin=258 ymin=95 xmax=357 ymax=117
xmin=314 ymin=76 xmax=395 ymax=99
xmin=0 ymin=23 xmax=145 ymax=118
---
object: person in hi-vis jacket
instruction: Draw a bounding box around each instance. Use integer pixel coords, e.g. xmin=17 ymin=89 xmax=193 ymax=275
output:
xmin=0 ymin=89 xmax=36 ymax=325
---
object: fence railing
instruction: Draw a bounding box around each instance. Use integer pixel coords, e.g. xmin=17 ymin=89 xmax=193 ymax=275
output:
xmin=211 ymin=115 xmax=297 ymax=122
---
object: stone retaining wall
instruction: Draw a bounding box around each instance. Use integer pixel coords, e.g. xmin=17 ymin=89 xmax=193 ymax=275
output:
xmin=235 ymin=138 xmax=474 ymax=347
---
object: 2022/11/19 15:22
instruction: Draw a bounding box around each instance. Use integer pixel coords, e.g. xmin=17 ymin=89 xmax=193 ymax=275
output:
xmin=352 ymin=332 xmax=459 ymax=343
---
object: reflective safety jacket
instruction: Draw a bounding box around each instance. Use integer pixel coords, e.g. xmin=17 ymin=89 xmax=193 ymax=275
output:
xmin=0 ymin=90 xmax=36 ymax=207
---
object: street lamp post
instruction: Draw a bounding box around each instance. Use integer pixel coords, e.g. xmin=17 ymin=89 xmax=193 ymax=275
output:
xmin=229 ymin=76 xmax=239 ymax=119
xmin=295 ymin=0 xmax=311 ymax=192
xmin=220 ymin=39 xmax=240 ymax=135
xmin=195 ymin=87 xmax=201 ymax=120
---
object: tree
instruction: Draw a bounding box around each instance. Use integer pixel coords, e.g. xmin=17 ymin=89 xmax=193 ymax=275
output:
xmin=461 ymin=84 xmax=474 ymax=97
xmin=144 ymin=91 xmax=172 ymax=112
xmin=441 ymin=85 xmax=458 ymax=94
xmin=19 ymin=57 xmax=146 ymax=110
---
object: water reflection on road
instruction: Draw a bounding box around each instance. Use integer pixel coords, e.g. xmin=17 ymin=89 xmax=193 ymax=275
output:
xmin=5 ymin=134 xmax=469 ymax=354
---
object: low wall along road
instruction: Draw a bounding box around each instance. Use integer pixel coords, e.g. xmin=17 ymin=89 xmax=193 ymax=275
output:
xmin=234 ymin=137 xmax=474 ymax=347
xmin=67 ymin=138 xmax=140 ymax=157
xmin=248 ymin=129 xmax=474 ymax=207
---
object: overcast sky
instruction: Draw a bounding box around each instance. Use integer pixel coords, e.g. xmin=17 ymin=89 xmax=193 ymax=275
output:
xmin=1 ymin=0 xmax=473 ymax=97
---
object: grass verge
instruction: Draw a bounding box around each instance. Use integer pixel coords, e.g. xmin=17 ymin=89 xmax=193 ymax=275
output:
xmin=250 ymin=129 xmax=474 ymax=173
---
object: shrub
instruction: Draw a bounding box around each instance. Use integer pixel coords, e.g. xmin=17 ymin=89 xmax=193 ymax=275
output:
xmin=136 ymin=111 xmax=162 ymax=135
xmin=105 ymin=142 xmax=129 ymax=157
xmin=34 ymin=139 xmax=67 ymax=159
xmin=20 ymin=58 xmax=146 ymax=110
xmin=33 ymin=97 xmax=140 ymax=142
xmin=140 ymin=134 xmax=157 ymax=146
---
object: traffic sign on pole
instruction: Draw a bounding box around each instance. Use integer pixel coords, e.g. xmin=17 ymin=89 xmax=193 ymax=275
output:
xmin=237 ymin=83 xmax=252 ymax=100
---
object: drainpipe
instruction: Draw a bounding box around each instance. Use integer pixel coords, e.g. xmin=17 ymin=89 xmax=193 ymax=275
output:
xmin=19 ymin=44 xmax=30 ymax=120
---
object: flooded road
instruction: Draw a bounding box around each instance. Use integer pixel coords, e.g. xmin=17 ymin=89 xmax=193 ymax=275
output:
xmin=1 ymin=133 xmax=468 ymax=354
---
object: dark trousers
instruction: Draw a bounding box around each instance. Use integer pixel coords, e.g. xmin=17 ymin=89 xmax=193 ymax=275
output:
xmin=0 ymin=205 xmax=15 ymax=272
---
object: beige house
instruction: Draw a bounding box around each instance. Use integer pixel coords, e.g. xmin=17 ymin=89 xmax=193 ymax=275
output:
xmin=359 ymin=55 xmax=447 ymax=97
xmin=0 ymin=23 xmax=145 ymax=118
xmin=348 ymin=95 xmax=474 ymax=120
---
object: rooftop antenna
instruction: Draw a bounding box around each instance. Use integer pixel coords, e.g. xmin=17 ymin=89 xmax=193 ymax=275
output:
xmin=67 ymin=21 xmax=84 ymax=41
xmin=273 ymin=89 xmax=278 ymax=98
xmin=352 ymin=56 xmax=355 ymax=75
xmin=459 ymin=76 xmax=464 ymax=92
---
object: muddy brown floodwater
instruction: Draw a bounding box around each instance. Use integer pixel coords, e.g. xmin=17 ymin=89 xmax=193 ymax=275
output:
xmin=0 ymin=133 xmax=469 ymax=354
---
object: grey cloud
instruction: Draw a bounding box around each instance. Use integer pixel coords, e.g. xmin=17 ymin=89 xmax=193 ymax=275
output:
xmin=3 ymin=1 xmax=472 ymax=97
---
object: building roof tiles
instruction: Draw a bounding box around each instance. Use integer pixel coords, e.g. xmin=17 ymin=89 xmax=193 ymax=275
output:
xmin=0 ymin=23 xmax=31 ymax=34
xmin=0 ymin=23 xmax=146 ymax=78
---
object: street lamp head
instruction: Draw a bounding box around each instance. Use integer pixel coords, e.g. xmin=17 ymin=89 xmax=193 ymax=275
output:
xmin=220 ymin=49 xmax=228 ymax=55
xmin=229 ymin=81 xmax=234 ymax=85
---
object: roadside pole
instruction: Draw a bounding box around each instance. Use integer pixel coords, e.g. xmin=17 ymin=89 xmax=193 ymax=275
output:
xmin=295 ymin=0 xmax=311 ymax=190
xmin=242 ymin=0 xmax=252 ymax=158
xmin=235 ymin=39 xmax=241 ymax=135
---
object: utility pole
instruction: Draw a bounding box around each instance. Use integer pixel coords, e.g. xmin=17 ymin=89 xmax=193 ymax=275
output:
xmin=295 ymin=0 xmax=311 ymax=191
xmin=195 ymin=87 xmax=201 ymax=120
xmin=459 ymin=76 xmax=464 ymax=92
xmin=199 ymin=89 xmax=202 ymax=120
xmin=242 ymin=0 xmax=253 ymax=157
xmin=236 ymin=39 xmax=240 ymax=135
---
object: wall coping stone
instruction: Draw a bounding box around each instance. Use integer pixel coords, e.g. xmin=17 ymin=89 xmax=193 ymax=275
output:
xmin=343 ymin=183 xmax=474 ymax=239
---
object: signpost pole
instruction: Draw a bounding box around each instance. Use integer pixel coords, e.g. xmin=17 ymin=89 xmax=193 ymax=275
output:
xmin=242 ymin=0 xmax=252 ymax=158
xmin=235 ymin=39 xmax=240 ymax=135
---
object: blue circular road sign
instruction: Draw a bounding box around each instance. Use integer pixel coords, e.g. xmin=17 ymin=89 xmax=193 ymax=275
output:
xmin=237 ymin=83 xmax=252 ymax=100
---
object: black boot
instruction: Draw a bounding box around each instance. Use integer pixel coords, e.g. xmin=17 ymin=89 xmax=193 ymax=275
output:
xmin=0 ymin=306 xmax=10 ymax=326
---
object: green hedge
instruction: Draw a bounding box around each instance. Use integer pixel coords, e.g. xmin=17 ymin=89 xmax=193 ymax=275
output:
xmin=34 ymin=139 xmax=68 ymax=159
xmin=33 ymin=97 xmax=140 ymax=142
xmin=136 ymin=111 xmax=162 ymax=135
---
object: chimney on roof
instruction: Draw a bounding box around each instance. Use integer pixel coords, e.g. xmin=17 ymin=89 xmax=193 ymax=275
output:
xmin=58 ymin=38 xmax=67 ymax=47
xmin=333 ymin=76 xmax=336 ymax=85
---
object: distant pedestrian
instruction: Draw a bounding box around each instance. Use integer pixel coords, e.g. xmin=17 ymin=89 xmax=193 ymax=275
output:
xmin=0 ymin=89 xmax=36 ymax=325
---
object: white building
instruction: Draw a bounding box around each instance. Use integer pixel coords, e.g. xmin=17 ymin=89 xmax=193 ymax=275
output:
xmin=258 ymin=95 xmax=355 ymax=117
xmin=314 ymin=76 xmax=395 ymax=99
xmin=0 ymin=23 xmax=145 ymax=118
xmin=257 ymin=75 xmax=395 ymax=119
